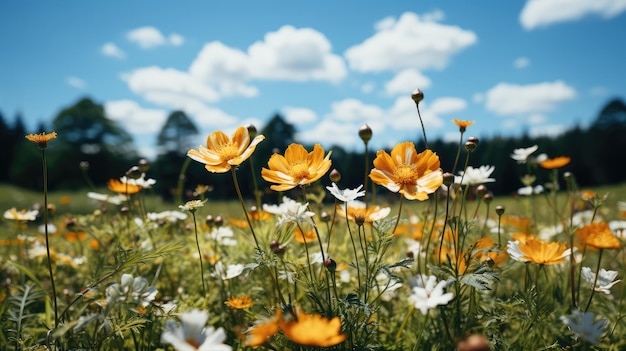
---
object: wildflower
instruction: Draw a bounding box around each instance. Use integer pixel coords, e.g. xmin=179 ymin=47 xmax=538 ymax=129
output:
xmin=213 ymin=262 xmax=244 ymax=280
xmin=560 ymin=309 xmax=608 ymax=346
xmin=105 ymin=274 xmax=158 ymax=307
xmin=369 ymin=142 xmax=443 ymax=200
xmin=225 ymin=295 xmax=254 ymax=309
xmin=120 ymin=173 xmax=156 ymax=189
xmin=456 ymin=165 xmax=496 ymax=186
xmin=279 ymin=308 xmax=347 ymax=347
xmin=187 ymin=126 xmax=265 ymax=173
xmin=517 ymin=185 xmax=544 ymax=196
xmin=25 ymin=131 xmax=57 ymax=149
xmin=453 ymin=118 xmax=474 ymax=132
xmin=539 ymin=156 xmax=571 ymax=169
xmin=510 ymin=145 xmax=538 ymax=164
xmin=261 ymin=143 xmax=332 ymax=191
xmin=263 ymin=197 xmax=315 ymax=226
xmin=507 ymin=238 xmax=570 ymax=265
xmin=326 ymin=183 xmax=365 ymax=202
xmin=107 ymin=179 xmax=142 ymax=194
xmin=87 ymin=191 xmax=127 ymax=205
xmin=581 ymin=267 xmax=621 ymax=294
xmin=336 ymin=200 xmax=390 ymax=225
xmin=244 ymin=313 xmax=281 ymax=347
xmin=576 ymin=222 xmax=621 ymax=249
xmin=408 ymin=275 xmax=454 ymax=315
xmin=4 ymin=208 xmax=38 ymax=221
xmin=147 ymin=211 xmax=188 ymax=223
xmin=179 ymin=199 xmax=207 ymax=212
xmin=293 ymin=225 xmax=318 ymax=244
xmin=161 ymin=309 xmax=232 ymax=351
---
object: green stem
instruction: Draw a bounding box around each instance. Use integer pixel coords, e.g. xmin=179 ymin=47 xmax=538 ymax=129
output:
xmin=41 ymin=149 xmax=58 ymax=328
xmin=584 ymin=249 xmax=604 ymax=312
xmin=415 ymin=104 xmax=429 ymax=149
xmin=231 ymin=168 xmax=261 ymax=249
xmin=191 ymin=211 xmax=207 ymax=296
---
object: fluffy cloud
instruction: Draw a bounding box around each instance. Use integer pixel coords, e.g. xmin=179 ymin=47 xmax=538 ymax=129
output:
xmin=513 ymin=57 xmax=530 ymax=69
xmin=282 ymin=107 xmax=318 ymax=124
xmin=66 ymin=76 xmax=86 ymax=89
xmin=385 ymin=69 xmax=432 ymax=96
xmin=520 ymin=0 xmax=626 ymax=30
xmin=484 ymin=81 xmax=577 ymax=115
xmin=101 ymin=42 xmax=126 ymax=59
xmin=127 ymin=26 xmax=185 ymax=48
xmin=105 ymin=100 xmax=168 ymax=134
xmin=528 ymin=124 xmax=568 ymax=138
xmin=345 ymin=11 xmax=477 ymax=72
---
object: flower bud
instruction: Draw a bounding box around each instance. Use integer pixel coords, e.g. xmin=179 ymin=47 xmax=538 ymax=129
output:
xmin=205 ymin=215 xmax=214 ymax=226
xmin=411 ymin=88 xmax=424 ymax=104
xmin=320 ymin=211 xmax=331 ymax=223
xmin=329 ymin=169 xmax=341 ymax=183
xmin=495 ymin=205 xmax=505 ymax=216
xmin=359 ymin=124 xmax=373 ymax=144
xmin=483 ymin=192 xmax=493 ymax=204
xmin=465 ymin=140 xmax=477 ymax=152
xmin=443 ymin=172 xmax=455 ymax=186
xmin=476 ymin=184 xmax=487 ymax=198
xmin=467 ymin=136 xmax=479 ymax=145
xmin=245 ymin=124 xmax=258 ymax=139
xmin=270 ymin=240 xmax=286 ymax=256
xmin=324 ymin=257 xmax=337 ymax=272
xmin=126 ymin=166 xmax=143 ymax=179
xmin=214 ymin=215 xmax=223 ymax=227
xmin=138 ymin=158 xmax=150 ymax=173
xmin=457 ymin=334 xmax=489 ymax=351
xmin=80 ymin=161 xmax=90 ymax=171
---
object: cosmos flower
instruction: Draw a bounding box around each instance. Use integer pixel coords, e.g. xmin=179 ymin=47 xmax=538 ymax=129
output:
xmin=120 ymin=173 xmax=156 ymax=189
xmin=507 ymin=238 xmax=570 ymax=265
xmin=510 ymin=145 xmax=538 ymax=164
xmin=278 ymin=308 xmax=347 ymax=347
xmin=225 ymin=295 xmax=254 ymax=309
xmin=107 ymin=179 xmax=142 ymax=195
xmin=456 ymin=165 xmax=496 ymax=186
xmin=263 ymin=197 xmax=315 ymax=226
xmin=187 ymin=126 xmax=265 ymax=173
xmin=369 ymin=142 xmax=443 ymax=200
xmin=3 ymin=208 xmax=39 ymax=221
xmin=408 ymin=275 xmax=454 ymax=315
xmin=517 ymin=185 xmax=544 ymax=196
xmin=87 ymin=191 xmax=127 ymax=205
xmin=244 ymin=313 xmax=281 ymax=347
xmin=452 ymin=118 xmax=475 ymax=132
xmin=161 ymin=309 xmax=232 ymax=351
xmin=336 ymin=200 xmax=390 ymax=225
xmin=576 ymin=222 xmax=621 ymax=250
xmin=560 ymin=309 xmax=608 ymax=346
xmin=326 ymin=183 xmax=365 ymax=202
xmin=539 ymin=156 xmax=571 ymax=169
xmin=25 ymin=131 xmax=57 ymax=149
xmin=261 ymin=143 xmax=332 ymax=191
xmin=581 ymin=267 xmax=621 ymax=294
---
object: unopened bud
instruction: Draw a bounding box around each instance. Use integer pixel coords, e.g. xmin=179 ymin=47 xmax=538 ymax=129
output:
xmin=359 ymin=124 xmax=373 ymax=144
xmin=138 ymin=158 xmax=150 ymax=173
xmin=270 ymin=240 xmax=286 ymax=256
xmin=476 ymin=185 xmax=487 ymax=198
xmin=495 ymin=205 xmax=505 ymax=216
xmin=465 ymin=140 xmax=477 ymax=152
xmin=126 ymin=166 xmax=142 ymax=179
xmin=483 ymin=192 xmax=493 ymax=204
xmin=320 ymin=211 xmax=331 ymax=223
xmin=80 ymin=161 xmax=90 ymax=171
xmin=443 ymin=172 xmax=455 ymax=186
xmin=329 ymin=169 xmax=341 ymax=183
xmin=245 ymin=124 xmax=258 ymax=139
xmin=457 ymin=334 xmax=489 ymax=351
xmin=205 ymin=215 xmax=214 ymax=226
xmin=214 ymin=215 xmax=223 ymax=227
xmin=467 ymin=136 xmax=479 ymax=145
xmin=65 ymin=217 xmax=77 ymax=229
xmin=324 ymin=257 xmax=337 ymax=272
xmin=411 ymin=88 xmax=424 ymax=104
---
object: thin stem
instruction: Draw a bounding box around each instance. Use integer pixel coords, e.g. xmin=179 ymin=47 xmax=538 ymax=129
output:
xmin=415 ymin=104 xmax=429 ymax=149
xmin=452 ymin=131 xmax=464 ymax=174
xmin=363 ymin=142 xmax=369 ymax=208
xmin=584 ymin=249 xmax=604 ymax=312
xmin=41 ymin=149 xmax=58 ymax=328
xmin=191 ymin=211 xmax=207 ymax=296
xmin=392 ymin=195 xmax=404 ymax=235
xmin=231 ymin=168 xmax=261 ymax=249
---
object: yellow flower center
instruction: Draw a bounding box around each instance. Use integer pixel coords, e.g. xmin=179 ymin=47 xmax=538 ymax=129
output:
xmin=393 ymin=164 xmax=417 ymax=185
xmin=289 ymin=161 xmax=310 ymax=179
xmin=217 ymin=142 xmax=239 ymax=161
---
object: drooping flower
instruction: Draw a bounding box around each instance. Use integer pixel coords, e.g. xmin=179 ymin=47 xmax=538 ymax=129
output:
xmin=581 ymin=267 xmax=621 ymax=294
xmin=369 ymin=142 xmax=443 ymax=200
xmin=261 ymin=143 xmax=332 ymax=191
xmin=336 ymin=200 xmax=390 ymax=225
xmin=161 ymin=309 xmax=232 ymax=351
xmin=278 ymin=308 xmax=347 ymax=347
xmin=25 ymin=131 xmax=57 ymax=149
xmin=510 ymin=145 xmax=538 ymax=164
xmin=576 ymin=222 xmax=621 ymax=250
xmin=452 ymin=118 xmax=474 ymax=132
xmin=326 ymin=183 xmax=365 ymax=202
xmin=225 ymin=295 xmax=254 ymax=309
xmin=3 ymin=208 xmax=39 ymax=221
xmin=539 ymin=156 xmax=571 ymax=169
xmin=408 ymin=275 xmax=454 ymax=315
xmin=187 ymin=126 xmax=265 ymax=173
xmin=107 ymin=179 xmax=142 ymax=195
xmin=456 ymin=165 xmax=496 ymax=186
xmin=560 ymin=309 xmax=608 ymax=346
xmin=507 ymin=238 xmax=570 ymax=265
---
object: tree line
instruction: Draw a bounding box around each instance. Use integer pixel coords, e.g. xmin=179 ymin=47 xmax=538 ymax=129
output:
xmin=2 ymin=97 xmax=625 ymax=203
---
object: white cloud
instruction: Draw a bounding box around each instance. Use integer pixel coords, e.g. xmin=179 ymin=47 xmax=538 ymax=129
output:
xmin=282 ymin=107 xmax=318 ymax=124
xmin=127 ymin=26 xmax=185 ymax=48
xmin=327 ymin=99 xmax=386 ymax=122
xmin=101 ymin=42 xmax=126 ymax=59
xmin=345 ymin=11 xmax=477 ymax=72
xmin=528 ymin=113 xmax=546 ymax=124
xmin=513 ymin=57 xmax=530 ymax=69
xmin=66 ymin=76 xmax=86 ymax=89
xmin=520 ymin=0 xmax=626 ymax=30
xmin=385 ymin=69 xmax=432 ymax=96
xmin=484 ymin=81 xmax=577 ymax=115
xmin=428 ymin=97 xmax=467 ymax=115
xmin=528 ymin=124 xmax=567 ymax=138
xmin=361 ymin=82 xmax=375 ymax=94
xmin=105 ymin=100 xmax=168 ymax=134
xmin=296 ymin=119 xmax=360 ymax=149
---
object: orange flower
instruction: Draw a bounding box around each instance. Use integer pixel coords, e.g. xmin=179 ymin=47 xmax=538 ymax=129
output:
xmin=245 ymin=313 xmax=281 ymax=347
xmin=539 ymin=156 xmax=571 ymax=169
xmin=64 ymin=231 xmax=88 ymax=242
xmin=576 ymin=222 xmax=621 ymax=249
xmin=369 ymin=142 xmax=443 ymax=200
xmin=187 ymin=126 xmax=265 ymax=173
xmin=107 ymin=179 xmax=141 ymax=194
xmin=225 ymin=295 xmax=254 ymax=309
xmin=279 ymin=309 xmax=347 ymax=347
xmin=25 ymin=131 xmax=57 ymax=149
xmin=516 ymin=238 xmax=571 ymax=265
xmin=453 ymin=119 xmax=474 ymax=132
xmin=261 ymin=143 xmax=332 ymax=191
xmin=293 ymin=225 xmax=318 ymax=244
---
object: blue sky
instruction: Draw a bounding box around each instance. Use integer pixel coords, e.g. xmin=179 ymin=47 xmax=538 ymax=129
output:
xmin=1 ymin=0 xmax=625 ymax=159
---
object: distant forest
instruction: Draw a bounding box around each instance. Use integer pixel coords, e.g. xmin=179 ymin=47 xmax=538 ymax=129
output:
xmin=2 ymin=96 xmax=625 ymax=202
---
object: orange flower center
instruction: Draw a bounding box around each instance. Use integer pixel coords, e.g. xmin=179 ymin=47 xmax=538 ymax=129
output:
xmin=217 ymin=142 xmax=240 ymax=161
xmin=289 ymin=161 xmax=310 ymax=179
xmin=393 ymin=164 xmax=417 ymax=185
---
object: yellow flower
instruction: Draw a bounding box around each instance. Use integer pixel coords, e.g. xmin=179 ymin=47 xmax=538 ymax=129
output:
xmin=279 ymin=309 xmax=347 ymax=347
xmin=261 ymin=143 xmax=332 ymax=192
xmin=245 ymin=313 xmax=281 ymax=347
xmin=518 ymin=238 xmax=571 ymax=265
xmin=293 ymin=225 xmax=318 ymax=243
xmin=107 ymin=179 xmax=141 ymax=194
xmin=369 ymin=142 xmax=443 ymax=200
xmin=539 ymin=156 xmax=571 ymax=169
xmin=453 ymin=119 xmax=474 ymax=132
xmin=187 ymin=126 xmax=265 ymax=173
xmin=576 ymin=222 xmax=621 ymax=250
xmin=225 ymin=295 xmax=254 ymax=309
xmin=25 ymin=131 xmax=57 ymax=149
